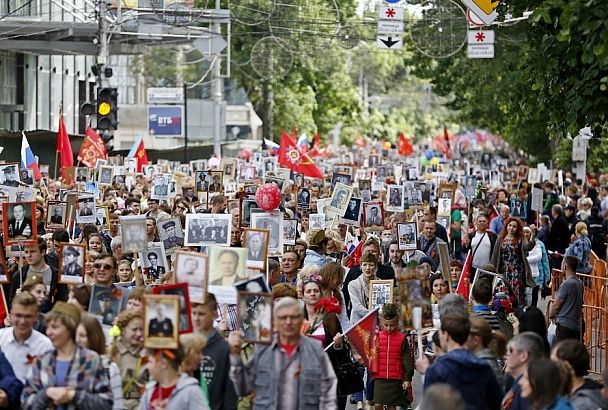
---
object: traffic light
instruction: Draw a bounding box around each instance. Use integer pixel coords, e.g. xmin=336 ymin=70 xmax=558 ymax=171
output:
xmin=96 ymin=87 xmax=118 ymax=131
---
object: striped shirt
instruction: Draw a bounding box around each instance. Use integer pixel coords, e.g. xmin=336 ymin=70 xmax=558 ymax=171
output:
xmin=472 ymin=305 xmax=502 ymax=331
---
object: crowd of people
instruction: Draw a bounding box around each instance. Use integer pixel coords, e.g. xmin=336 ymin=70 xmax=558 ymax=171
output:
xmin=0 ymin=141 xmax=607 ymax=410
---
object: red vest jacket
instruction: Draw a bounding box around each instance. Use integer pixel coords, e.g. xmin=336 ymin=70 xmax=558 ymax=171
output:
xmin=372 ymin=330 xmax=405 ymax=380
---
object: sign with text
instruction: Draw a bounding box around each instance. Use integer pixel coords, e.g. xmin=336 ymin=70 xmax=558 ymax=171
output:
xmin=147 ymin=87 xmax=184 ymax=104
xmin=148 ymin=106 xmax=183 ymax=137
xmin=467 ymin=44 xmax=495 ymax=58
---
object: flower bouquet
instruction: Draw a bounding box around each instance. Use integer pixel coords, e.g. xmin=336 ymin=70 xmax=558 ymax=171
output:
xmin=303 ymin=297 xmax=342 ymax=335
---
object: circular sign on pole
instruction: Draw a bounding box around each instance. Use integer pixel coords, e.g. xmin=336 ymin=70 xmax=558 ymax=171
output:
xmin=384 ymin=0 xmax=402 ymax=3
xmin=467 ymin=9 xmax=485 ymax=26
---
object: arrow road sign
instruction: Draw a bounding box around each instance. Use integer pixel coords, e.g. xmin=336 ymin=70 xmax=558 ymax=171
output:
xmin=194 ymin=35 xmax=228 ymax=57
xmin=462 ymin=0 xmax=499 ymax=25
xmin=379 ymin=6 xmax=404 ymax=20
xmin=377 ymin=20 xmax=404 ymax=35
xmin=377 ymin=35 xmax=403 ymax=49
xmin=467 ymin=30 xmax=495 ymax=44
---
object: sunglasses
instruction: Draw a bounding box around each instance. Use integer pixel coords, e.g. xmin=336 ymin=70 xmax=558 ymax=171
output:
xmin=94 ymin=263 xmax=114 ymax=270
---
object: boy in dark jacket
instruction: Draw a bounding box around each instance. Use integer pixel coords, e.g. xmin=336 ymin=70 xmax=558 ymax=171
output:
xmin=424 ymin=315 xmax=502 ymax=410
xmin=0 ymin=350 xmax=22 ymax=408
xmin=191 ymin=293 xmax=237 ymax=410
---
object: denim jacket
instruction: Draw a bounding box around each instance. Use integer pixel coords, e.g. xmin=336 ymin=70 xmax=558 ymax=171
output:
xmin=565 ymin=235 xmax=592 ymax=274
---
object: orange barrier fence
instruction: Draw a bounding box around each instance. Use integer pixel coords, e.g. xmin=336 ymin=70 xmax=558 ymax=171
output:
xmin=547 ymin=252 xmax=607 ymax=375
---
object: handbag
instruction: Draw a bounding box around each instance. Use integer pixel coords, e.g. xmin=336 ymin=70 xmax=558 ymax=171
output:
xmin=334 ymin=342 xmax=364 ymax=397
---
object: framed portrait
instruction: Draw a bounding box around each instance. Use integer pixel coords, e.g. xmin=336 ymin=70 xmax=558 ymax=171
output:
xmin=397 ymin=222 xmax=417 ymax=251
xmin=221 ymin=158 xmax=238 ymax=181
xmin=239 ymin=164 xmax=256 ymax=182
xmin=292 ymin=173 xmax=305 ymax=188
xmin=58 ymin=243 xmax=86 ymax=284
xmin=143 ymin=164 xmax=157 ymax=177
xmin=98 ymin=166 xmax=114 ymax=186
xmin=0 ymin=163 xmax=21 ymax=188
xmin=264 ymin=176 xmax=286 ymax=191
xmin=227 ymin=199 xmax=240 ymax=213
xmin=84 ymin=181 xmax=100 ymax=200
xmin=237 ymin=292 xmax=273 ymax=344
xmin=45 ymin=201 xmax=67 ymax=230
xmin=40 ymin=164 xmax=49 ymax=175
xmin=144 ymin=294 xmax=180 ymax=349
xmin=158 ymin=217 xmax=185 ymax=255
xmin=283 ymin=219 xmax=298 ymax=246
xmin=408 ymin=187 xmax=424 ymax=206
xmin=75 ymin=167 xmax=91 ymax=183
xmin=339 ymin=197 xmax=362 ymax=226
xmin=331 ymin=173 xmax=352 ymax=191
xmin=19 ymin=168 xmax=34 ymax=185
xmin=224 ymin=182 xmax=237 ymax=197
xmin=174 ymin=250 xmax=208 ymax=302
xmin=151 ymin=174 xmax=170 ymax=200
xmin=2 ymin=201 xmax=37 ymax=245
xmin=262 ymin=157 xmax=278 ymax=175
xmin=184 ymin=213 xmax=232 ymax=246
xmin=437 ymin=183 xmax=456 ymax=202
xmin=437 ymin=241 xmax=452 ymax=289
xmin=76 ymin=195 xmax=96 ymax=224
xmin=95 ymin=206 xmax=110 ymax=231
xmin=386 ymin=185 xmax=405 ymax=213
xmin=309 ymin=213 xmax=325 ymax=230
xmin=195 ymin=170 xmax=210 ymax=192
xmin=208 ymin=246 xmax=248 ymax=287
xmin=510 ymin=197 xmax=527 ymax=220
xmin=189 ymin=159 xmax=207 ymax=175
xmin=89 ymin=285 xmax=121 ymax=326
xmin=243 ymin=228 xmax=269 ymax=270
xmin=235 ymin=274 xmax=271 ymax=293
xmin=240 ymin=198 xmax=259 ymax=228
xmin=207 ymin=171 xmax=224 ymax=193
xmin=328 ymin=182 xmax=353 ymax=216
xmin=181 ymin=186 xmax=198 ymax=203
xmin=152 ymin=283 xmax=193 ymax=334
xmin=437 ymin=197 xmax=452 ymax=217
xmin=140 ymin=242 xmax=168 ymax=286
xmin=333 ymin=165 xmax=354 ymax=177
xmin=358 ymin=179 xmax=371 ymax=192
xmin=297 ymin=188 xmax=311 ymax=209
xmin=363 ymin=202 xmax=384 ymax=229
xmin=369 ymin=280 xmax=394 ymax=310
xmin=119 ymin=215 xmax=148 ymax=253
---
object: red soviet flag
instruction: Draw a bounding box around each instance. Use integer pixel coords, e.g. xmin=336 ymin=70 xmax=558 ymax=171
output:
xmin=77 ymin=127 xmax=107 ymax=168
xmin=278 ymin=130 xmax=324 ymax=179
xmin=456 ymin=251 xmax=472 ymax=301
xmin=344 ymin=308 xmax=380 ymax=370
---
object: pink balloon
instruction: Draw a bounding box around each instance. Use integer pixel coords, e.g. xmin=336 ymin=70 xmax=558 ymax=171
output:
xmin=255 ymin=183 xmax=282 ymax=211
xmin=240 ymin=149 xmax=252 ymax=160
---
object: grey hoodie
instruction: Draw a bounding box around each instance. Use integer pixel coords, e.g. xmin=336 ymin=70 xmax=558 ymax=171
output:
xmin=138 ymin=373 xmax=210 ymax=410
xmin=569 ymin=379 xmax=607 ymax=410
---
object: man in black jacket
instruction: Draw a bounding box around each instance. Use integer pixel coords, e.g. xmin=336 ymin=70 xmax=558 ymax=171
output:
xmin=547 ymin=204 xmax=571 ymax=270
xmin=342 ymin=237 xmax=394 ymax=316
xmin=586 ymin=206 xmax=607 ymax=259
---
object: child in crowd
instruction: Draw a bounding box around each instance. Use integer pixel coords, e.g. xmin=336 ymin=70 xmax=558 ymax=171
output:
xmin=371 ymin=303 xmax=414 ymax=410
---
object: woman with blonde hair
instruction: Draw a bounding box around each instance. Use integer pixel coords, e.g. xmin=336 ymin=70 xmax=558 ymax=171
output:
xmin=565 ymin=222 xmax=592 ymax=276
xmin=318 ymin=261 xmax=349 ymax=330
xmin=110 ymin=310 xmax=145 ymax=410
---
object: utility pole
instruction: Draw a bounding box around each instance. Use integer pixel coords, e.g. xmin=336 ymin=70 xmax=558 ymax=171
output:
xmin=98 ymin=0 xmax=109 ymax=79
xmin=212 ymin=0 xmax=223 ymax=157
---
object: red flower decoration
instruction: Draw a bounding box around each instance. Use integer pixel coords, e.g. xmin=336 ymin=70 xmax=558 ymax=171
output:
xmin=112 ymin=287 xmax=123 ymax=299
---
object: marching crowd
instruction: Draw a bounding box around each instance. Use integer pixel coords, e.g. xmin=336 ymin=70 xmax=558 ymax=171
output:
xmin=0 ymin=142 xmax=607 ymax=410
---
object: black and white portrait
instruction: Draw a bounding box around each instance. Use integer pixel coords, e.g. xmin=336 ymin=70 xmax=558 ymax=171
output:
xmin=386 ymin=185 xmax=404 ymax=212
xmin=89 ymin=286 xmax=120 ymax=326
xmin=152 ymin=283 xmax=193 ymax=334
xmin=293 ymin=173 xmax=304 ymax=188
xmin=283 ymin=219 xmax=298 ymax=246
xmin=364 ymin=202 xmax=384 ymax=228
xmin=119 ymin=215 xmax=148 ymax=253
xmin=340 ymin=197 xmax=362 ymax=226
xmin=174 ymin=250 xmax=207 ymax=301
xmin=59 ymin=243 xmax=85 ymax=284
xmin=19 ymin=169 xmax=34 ymax=185
xmin=140 ymin=243 xmax=168 ymax=285
xmin=309 ymin=213 xmax=325 ymax=230
xmin=76 ymin=195 xmax=96 ymax=224
xmin=96 ymin=206 xmax=109 ymax=230
xmin=207 ymin=171 xmax=224 ymax=193
xmin=98 ymin=166 xmax=114 ymax=185
xmin=331 ymin=173 xmax=351 ymax=191
xmin=208 ymin=246 xmax=248 ymax=287
xmin=397 ymin=222 xmax=418 ymax=251
xmin=158 ymin=218 xmax=184 ymax=255
xmin=297 ymin=188 xmax=311 ymax=209
xmin=328 ymin=182 xmax=353 ymax=216
xmin=3 ymin=201 xmax=36 ymax=244
xmin=144 ymin=294 xmax=179 ymax=349
xmin=238 ymin=292 xmax=273 ymax=344
xmin=46 ymin=201 xmax=67 ymax=230
xmin=240 ymin=199 xmax=259 ymax=227
xmin=184 ymin=213 xmax=232 ymax=246
xmin=151 ymin=174 xmax=170 ymax=200
xmin=369 ymin=279 xmax=394 ymax=311
xmin=251 ymin=212 xmax=283 ymax=254
xmin=0 ymin=164 xmax=21 ymax=188
xmin=243 ymin=229 xmax=269 ymax=270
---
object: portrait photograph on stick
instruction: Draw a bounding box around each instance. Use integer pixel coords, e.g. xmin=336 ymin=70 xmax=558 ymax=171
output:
xmin=45 ymin=201 xmax=67 ymax=230
xmin=237 ymin=292 xmax=273 ymax=344
xmin=397 ymin=222 xmax=418 ymax=251
xmin=144 ymin=294 xmax=179 ymax=349
xmin=158 ymin=217 xmax=184 ymax=255
xmin=2 ymin=201 xmax=37 ymax=245
xmin=152 ymin=283 xmax=193 ymax=334
xmin=174 ymin=250 xmax=208 ymax=302
xmin=119 ymin=215 xmax=148 ymax=254
xmin=243 ymin=228 xmax=269 ymax=270
xmin=58 ymin=243 xmax=86 ymax=284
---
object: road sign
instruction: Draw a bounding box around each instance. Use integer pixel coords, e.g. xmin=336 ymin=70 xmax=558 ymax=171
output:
xmin=467 ymin=30 xmax=494 ymax=44
xmin=384 ymin=0 xmax=401 ymax=3
xmin=462 ymin=0 xmax=499 ymax=25
xmin=376 ymin=36 xmax=403 ymax=49
xmin=379 ymin=6 xmax=404 ymax=20
xmin=193 ymin=35 xmax=228 ymax=56
xmin=467 ymin=44 xmax=494 ymax=58
xmin=147 ymin=87 xmax=184 ymax=104
xmin=377 ymin=20 xmax=404 ymax=35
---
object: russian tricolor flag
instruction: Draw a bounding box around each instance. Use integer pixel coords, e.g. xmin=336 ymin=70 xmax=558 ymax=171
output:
xmin=21 ymin=131 xmax=41 ymax=181
xmin=264 ymin=138 xmax=280 ymax=154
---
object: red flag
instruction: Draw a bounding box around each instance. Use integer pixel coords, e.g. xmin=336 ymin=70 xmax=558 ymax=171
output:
xmin=56 ymin=113 xmax=73 ymax=180
xmin=309 ymin=132 xmax=322 ymax=158
xmin=456 ymin=251 xmax=472 ymax=301
xmin=132 ymin=138 xmax=149 ymax=172
xmin=443 ymin=126 xmax=452 ymax=160
xmin=398 ymin=133 xmax=414 ymax=156
xmin=345 ymin=308 xmax=379 ymax=369
xmin=345 ymin=240 xmax=364 ymax=269
xmin=77 ymin=127 xmax=107 ymax=168
xmin=278 ymin=130 xmax=324 ymax=179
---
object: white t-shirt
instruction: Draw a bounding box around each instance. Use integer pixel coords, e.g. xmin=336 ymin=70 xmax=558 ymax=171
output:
xmin=471 ymin=231 xmax=492 ymax=268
